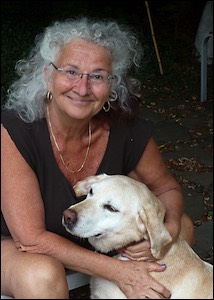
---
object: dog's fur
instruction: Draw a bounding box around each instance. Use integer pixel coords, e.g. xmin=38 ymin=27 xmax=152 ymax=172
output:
xmin=63 ymin=174 xmax=213 ymax=299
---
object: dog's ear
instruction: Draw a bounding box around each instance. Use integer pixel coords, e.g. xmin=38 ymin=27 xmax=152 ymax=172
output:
xmin=73 ymin=173 xmax=108 ymax=196
xmin=138 ymin=191 xmax=172 ymax=259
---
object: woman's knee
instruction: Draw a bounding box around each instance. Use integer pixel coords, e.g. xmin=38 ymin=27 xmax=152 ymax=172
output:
xmin=180 ymin=213 xmax=195 ymax=246
xmin=1 ymin=240 xmax=69 ymax=299
xmin=14 ymin=255 xmax=69 ymax=299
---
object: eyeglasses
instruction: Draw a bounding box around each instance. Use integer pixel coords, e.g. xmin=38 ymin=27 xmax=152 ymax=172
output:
xmin=50 ymin=62 xmax=115 ymax=86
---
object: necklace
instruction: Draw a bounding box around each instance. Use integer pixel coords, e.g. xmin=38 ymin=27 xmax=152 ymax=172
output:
xmin=46 ymin=106 xmax=91 ymax=173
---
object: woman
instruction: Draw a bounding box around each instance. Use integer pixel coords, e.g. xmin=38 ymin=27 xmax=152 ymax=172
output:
xmin=1 ymin=17 xmax=195 ymax=299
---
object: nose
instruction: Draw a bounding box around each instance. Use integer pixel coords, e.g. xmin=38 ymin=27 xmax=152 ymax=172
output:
xmin=63 ymin=209 xmax=78 ymax=228
xmin=73 ymin=75 xmax=91 ymax=96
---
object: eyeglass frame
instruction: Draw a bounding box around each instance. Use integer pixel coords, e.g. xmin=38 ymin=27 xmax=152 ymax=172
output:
xmin=50 ymin=62 xmax=115 ymax=85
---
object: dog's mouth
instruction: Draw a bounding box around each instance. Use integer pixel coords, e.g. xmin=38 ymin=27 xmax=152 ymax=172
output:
xmin=92 ymin=233 xmax=103 ymax=238
xmin=65 ymin=228 xmax=103 ymax=239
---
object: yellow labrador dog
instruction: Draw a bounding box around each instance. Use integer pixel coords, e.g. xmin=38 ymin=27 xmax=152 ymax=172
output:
xmin=63 ymin=174 xmax=213 ymax=299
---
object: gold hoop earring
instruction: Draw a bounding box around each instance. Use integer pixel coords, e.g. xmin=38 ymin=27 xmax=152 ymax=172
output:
xmin=103 ymin=101 xmax=111 ymax=112
xmin=46 ymin=91 xmax=53 ymax=100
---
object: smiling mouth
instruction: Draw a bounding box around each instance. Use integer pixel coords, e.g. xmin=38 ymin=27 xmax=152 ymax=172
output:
xmin=69 ymin=97 xmax=93 ymax=105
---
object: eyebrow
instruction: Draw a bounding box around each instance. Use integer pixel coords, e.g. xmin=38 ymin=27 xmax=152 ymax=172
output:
xmin=65 ymin=64 xmax=109 ymax=74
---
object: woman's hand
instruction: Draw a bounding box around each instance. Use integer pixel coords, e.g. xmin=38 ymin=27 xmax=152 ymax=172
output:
xmin=119 ymin=219 xmax=180 ymax=262
xmin=119 ymin=239 xmax=156 ymax=261
xmin=116 ymin=260 xmax=171 ymax=299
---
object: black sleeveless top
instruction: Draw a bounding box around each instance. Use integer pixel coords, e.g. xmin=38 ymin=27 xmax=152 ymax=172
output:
xmin=1 ymin=110 xmax=153 ymax=250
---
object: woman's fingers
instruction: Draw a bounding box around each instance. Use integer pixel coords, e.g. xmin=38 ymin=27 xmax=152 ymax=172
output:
xmin=122 ymin=240 xmax=156 ymax=261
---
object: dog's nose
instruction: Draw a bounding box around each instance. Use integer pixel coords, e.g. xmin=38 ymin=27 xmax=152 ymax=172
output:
xmin=63 ymin=209 xmax=77 ymax=227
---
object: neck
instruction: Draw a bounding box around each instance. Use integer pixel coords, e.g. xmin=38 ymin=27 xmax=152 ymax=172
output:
xmin=46 ymin=105 xmax=92 ymax=174
xmin=46 ymin=104 xmax=90 ymax=140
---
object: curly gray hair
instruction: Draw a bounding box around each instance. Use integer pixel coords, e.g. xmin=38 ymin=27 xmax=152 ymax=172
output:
xmin=4 ymin=17 xmax=143 ymax=122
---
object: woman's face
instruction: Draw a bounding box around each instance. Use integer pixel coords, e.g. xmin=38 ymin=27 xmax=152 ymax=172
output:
xmin=46 ymin=39 xmax=113 ymax=121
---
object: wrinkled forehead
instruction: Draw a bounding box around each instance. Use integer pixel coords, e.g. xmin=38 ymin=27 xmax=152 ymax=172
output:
xmin=56 ymin=38 xmax=112 ymax=70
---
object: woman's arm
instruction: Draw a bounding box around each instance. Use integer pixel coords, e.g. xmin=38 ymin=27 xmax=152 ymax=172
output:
xmin=129 ymin=137 xmax=183 ymax=239
xmin=127 ymin=137 xmax=183 ymax=260
xmin=1 ymin=125 xmax=170 ymax=299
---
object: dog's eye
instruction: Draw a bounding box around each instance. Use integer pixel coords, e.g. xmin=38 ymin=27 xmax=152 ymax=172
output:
xmin=89 ymin=188 xmax=93 ymax=195
xmin=103 ymin=204 xmax=119 ymax=212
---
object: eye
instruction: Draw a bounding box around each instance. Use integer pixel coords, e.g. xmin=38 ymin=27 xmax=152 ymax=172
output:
xmin=90 ymin=73 xmax=103 ymax=81
xmin=66 ymin=69 xmax=77 ymax=76
xmin=103 ymin=204 xmax=119 ymax=212
xmin=89 ymin=188 xmax=93 ymax=195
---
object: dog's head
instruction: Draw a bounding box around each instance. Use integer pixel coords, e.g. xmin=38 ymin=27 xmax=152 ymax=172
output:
xmin=62 ymin=174 xmax=172 ymax=259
